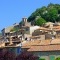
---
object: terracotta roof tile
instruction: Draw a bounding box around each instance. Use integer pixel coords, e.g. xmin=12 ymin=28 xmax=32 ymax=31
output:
xmin=39 ymin=40 xmax=51 ymax=45
xmin=53 ymin=26 xmax=60 ymax=31
xmin=38 ymin=27 xmax=48 ymax=30
xmin=22 ymin=40 xmax=41 ymax=47
xmin=22 ymin=39 xmax=60 ymax=51
xmin=28 ymin=45 xmax=60 ymax=51
xmin=50 ymin=39 xmax=60 ymax=44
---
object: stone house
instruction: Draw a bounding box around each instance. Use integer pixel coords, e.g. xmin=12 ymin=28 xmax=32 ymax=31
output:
xmin=1 ymin=23 xmax=20 ymax=38
xmin=0 ymin=36 xmax=24 ymax=56
xmin=19 ymin=17 xmax=31 ymax=27
xmin=32 ymin=27 xmax=54 ymax=40
xmin=32 ymin=25 xmax=60 ymax=40
xmin=21 ymin=39 xmax=60 ymax=60
xmin=52 ymin=26 xmax=60 ymax=38
xmin=1 ymin=26 xmax=14 ymax=37
xmin=22 ymin=26 xmax=40 ymax=40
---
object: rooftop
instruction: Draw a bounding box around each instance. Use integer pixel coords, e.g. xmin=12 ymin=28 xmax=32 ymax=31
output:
xmin=28 ymin=44 xmax=60 ymax=52
xmin=22 ymin=39 xmax=60 ymax=51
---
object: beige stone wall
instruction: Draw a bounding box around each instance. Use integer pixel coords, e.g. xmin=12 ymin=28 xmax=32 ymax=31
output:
xmin=45 ymin=34 xmax=52 ymax=39
xmin=32 ymin=30 xmax=42 ymax=36
xmin=0 ymin=42 xmax=5 ymax=47
xmin=40 ymin=35 xmax=45 ymax=40
xmin=31 ymin=35 xmax=45 ymax=40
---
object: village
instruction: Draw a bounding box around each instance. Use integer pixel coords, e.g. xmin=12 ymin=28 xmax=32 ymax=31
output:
xmin=0 ymin=17 xmax=60 ymax=60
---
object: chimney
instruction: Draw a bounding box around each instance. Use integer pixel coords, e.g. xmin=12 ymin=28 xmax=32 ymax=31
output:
xmin=22 ymin=17 xmax=27 ymax=23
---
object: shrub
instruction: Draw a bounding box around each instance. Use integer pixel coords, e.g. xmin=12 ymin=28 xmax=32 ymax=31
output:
xmin=0 ymin=50 xmax=16 ymax=60
xmin=4 ymin=51 xmax=16 ymax=60
xmin=39 ymin=58 xmax=45 ymax=60
xmin=16 ymin=52 xmax=39 ymax=60
xmin=55 ymin=57 xmax=60 ymax=60
xmin=0 ymin=52 xmax=4 ymax=60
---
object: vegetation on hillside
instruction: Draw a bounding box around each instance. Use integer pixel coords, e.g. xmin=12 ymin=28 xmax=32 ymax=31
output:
xmin=28 ymin=3 xmax=60 ymax=25
xmin=35 ymin=17 xmax=46 ymax=26
xmin=10 ymin=27 xmax=20 ymax=32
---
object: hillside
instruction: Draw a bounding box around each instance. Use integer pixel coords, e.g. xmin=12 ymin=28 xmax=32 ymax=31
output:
xmin=28 ymin=3 xmax=60 ymax=25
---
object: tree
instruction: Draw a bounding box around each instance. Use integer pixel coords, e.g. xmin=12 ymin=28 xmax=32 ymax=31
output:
xmin=48 ymin=8 xmax=58 ymax=22
xmin=35 ymin=17 xmax=46 ymax=26
xmin=28 ymin=3 xmax=60 ymax=23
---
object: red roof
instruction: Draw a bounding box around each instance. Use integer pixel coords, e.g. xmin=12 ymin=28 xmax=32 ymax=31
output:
xmin=22 ymin=39 xmax=60 ymax=51
xmin=28 ymin=45 xmax=60 ymax=52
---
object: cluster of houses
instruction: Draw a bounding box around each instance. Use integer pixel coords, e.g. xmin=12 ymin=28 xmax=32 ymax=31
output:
xmin=1 ymin=17 xmax=60 ymax=60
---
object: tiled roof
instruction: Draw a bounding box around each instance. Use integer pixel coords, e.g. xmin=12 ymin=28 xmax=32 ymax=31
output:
xmin=22 ymin=40 xmax=51 ymax=47
xmin=40 ymin=40 xmax=51 ymax=45
xmin=52 ymin=26 xmax=60 ymax=31
xmin=50 ymin=39 xmax=60 ymax=44
xmin=22 ymin=39 xmax=60 ymax=51
xmin=22 ymin=40 xmax=51 ymax=49
xmin=38 ymin=27 xmax=48 ymax=30
xmin=22 ymin=40 xmax=41 ymax=46
xmin=53 ymin=26 xmax=60 ymax=29
xmin=28 ymin=45 xmax=60 ymax=52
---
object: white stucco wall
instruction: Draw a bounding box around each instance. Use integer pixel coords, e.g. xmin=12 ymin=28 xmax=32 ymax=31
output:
xmin=30 ymin=26 xmax=40 ymax=34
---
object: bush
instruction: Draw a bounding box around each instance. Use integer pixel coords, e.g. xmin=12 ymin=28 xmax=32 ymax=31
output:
xmin=0 ymin=50 xmax=16 ymax=60
xmin=16 ymin=52 xmax=39 ymax=60
xmin=0 ymin=50 xmax=39 ymax=60
xmin=4 ymin=51 xmax=16 ymax=60
xmin=0 ymin=52 xmax=4 ymax=60
xmin=55 ymin=57 xmax=60 ymax=60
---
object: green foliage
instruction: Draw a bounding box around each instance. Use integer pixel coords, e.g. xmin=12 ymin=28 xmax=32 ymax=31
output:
xmin=28 ymin=3 xmax=60 ymax=23
xmin=48 ymin=8 xmax=58 ymax=22
xmin=55 ymin=57 xmax=60 ymax=60
xmin=39 ymin=58 xmax=45 ymax=60
xmin=35 ymin=17 xmax=46 ymax=26
xmin=10 ymin=27 xmax=20 ymax=32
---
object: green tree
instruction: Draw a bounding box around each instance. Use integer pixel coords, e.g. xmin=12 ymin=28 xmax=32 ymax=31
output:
xmin=28 ymin=3 xmax=60 ymax=23
xmin=35 ymin=17 xmax=46 ymax=26
xmin=48 ymin=8 xmax=58 ymax=22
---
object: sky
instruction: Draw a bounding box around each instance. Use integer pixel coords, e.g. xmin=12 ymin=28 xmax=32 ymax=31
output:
xmin=0 ymin=0 xmax=60 ymax=32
